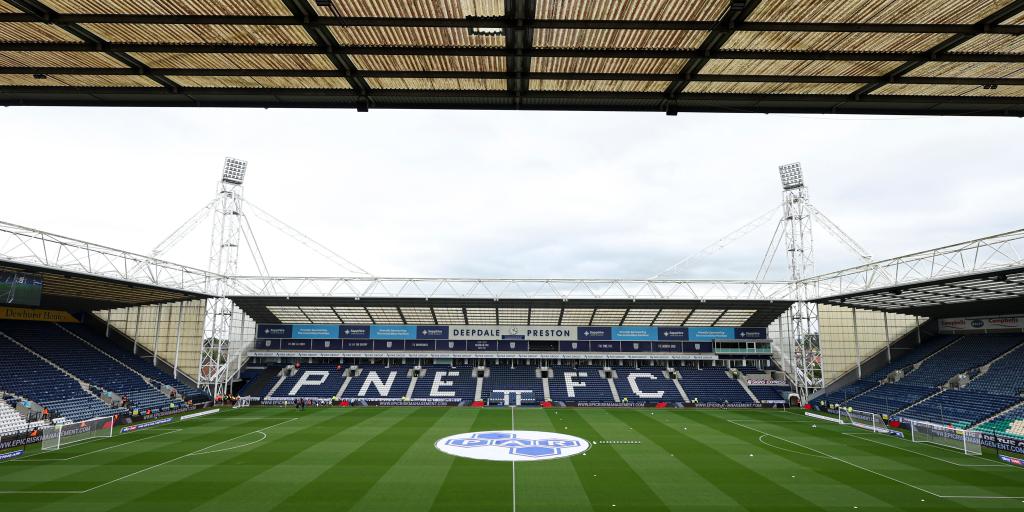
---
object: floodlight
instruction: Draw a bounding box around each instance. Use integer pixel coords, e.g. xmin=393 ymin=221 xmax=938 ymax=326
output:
xmin=778 ymin=162 xmax=804 ymax=190
xmin=466 ymin=16 xmax=504 ymax=36
xmin=222 ymin=157 xmax=247 ymax=185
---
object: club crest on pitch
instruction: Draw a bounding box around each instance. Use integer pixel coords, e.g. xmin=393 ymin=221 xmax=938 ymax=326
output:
xmin=435 ymin=430 xmax=589 ymax=461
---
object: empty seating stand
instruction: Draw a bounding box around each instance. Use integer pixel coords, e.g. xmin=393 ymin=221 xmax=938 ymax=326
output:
xmin=0 ymin=321 xmax=178 ymax=413
xmin=268 ymin=364 xmax=347 ymax=399
xmin=64 ymin=323 xmax=207 ymax=401
xmin=0 ymin=399 xmax=29 ymax=435
xmin=485 ymin=367 xmax=544 ymax=402
xmin=549 ymin=366 xmax=613 ymax=402
xmin=342 ymin=365 xmax=413 ymax=401
xmin=614 ymin=367 xmax=684 ymax=403
xmin=678 ymin=368 xmax=754 ymax=404
xmin=0 ymin=336 xmax=121 ymax=421
xmin=411 ymin=366 xmax=476 ymax=401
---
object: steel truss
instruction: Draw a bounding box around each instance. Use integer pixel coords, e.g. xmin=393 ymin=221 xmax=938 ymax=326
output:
xmin=805 ymin=228 xmax=1024 ymax=299
xmin=226 ymin=276 xmax=791 ymax=301
xmin=0 ymin=220 xmax=215 ymax=294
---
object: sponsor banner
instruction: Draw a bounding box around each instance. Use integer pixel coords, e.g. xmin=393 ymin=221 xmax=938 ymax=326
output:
xmin=467 ymin=340 xmax=497 ymax=351
xmin=416 ymin=326 xmax=449 ymax=340
xmin=257 ymin=323 xmax=771 ymax=342
xmin=311 ymin=339 xmax=342 ymax=351
xmin=342 ymin=339 xmax=372 ymax=350
xmin=373 ymin=340 xmax=405 ymax=351
xmin=497 ymin=340 xmax=526 ymax=351
xmin=682 ymin=341 xmax=713 ymax=353
xmin=568 ymin=402 xmax=649 ymax=408
xmin=281 ymin=340 xmax=310 ymax=351
xmin=577 ymin=327 xmax=612 ymax=341
xmin=746 ymin=379 xmax=787 ymax=386
xmin=436 ymin=340 xmax=467 ymax=351
xmin=691 ymin=402 xmax=760 ymax=408
xmin=257 ymin=324 xmax=292 ymax=339
xmin=735 ymin=327 xmax=768 ymax=340
xmin=939 ymin=315 xmax=1024 ymax=332
xmin=657 ymin=327 xmax=689 ymax=340
xmin=689 ymin=327 xmax=735 ymax=341
xmin=376 ymin=400 xmax=460 ymax=407
xmin=292 ymin=325 xmax=340 ymax=339
xmin=620 ymin=341 xmax=652 ymax=352
xmin=0 ymin=306 xmax=77 ymax=323
xmin=980 ymin=433 xmax=1024 ymax=456
xmin=370 ymin=325 xmax=417 ymax=340
xmin=653 ymin=342 xmax=682 ymax=352
xmin=0 ymin=449 xmax=25 ymax=461
xmin=405 ymin=340 xmax=435 ymax=351
xmin=590 ymin=341 xmax=620 ymax=352
xmin=804 ymin=411 xmax=844 ymax=424
xmin=559 ymin=340 xmax=589 ymax=351
xmin=180 ymin=408 xmax=220 ymax=421
xmin=340 ymin=325 xmax=371 ymax=339
xmin=999 ymin=454 xmax=1024 ymax=467
xmin=612 ymin=327 xmax=658 ymax=341
xmin=121 ymin=417 xmax=173 ymax=434
xmin=258 ymin=339 xmax=281 ymax=350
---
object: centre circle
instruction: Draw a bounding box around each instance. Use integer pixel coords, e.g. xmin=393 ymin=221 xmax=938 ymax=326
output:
xmin=435 ymin=430 xmax=590 ymax=462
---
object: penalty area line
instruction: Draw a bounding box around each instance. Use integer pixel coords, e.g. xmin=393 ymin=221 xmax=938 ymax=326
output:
xmin=0 ymin=417 xmax=297 ymax=495
xmin=731 ymin=420 xmax=1024 ymax=500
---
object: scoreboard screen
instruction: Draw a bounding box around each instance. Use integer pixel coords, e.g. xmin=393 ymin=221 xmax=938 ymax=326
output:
xmin=0 ymin=272 xmax=42 ymax=306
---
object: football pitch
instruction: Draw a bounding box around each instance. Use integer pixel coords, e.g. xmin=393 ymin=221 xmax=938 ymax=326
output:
xmin=2 ymin=407 xmax=1024 ymax=511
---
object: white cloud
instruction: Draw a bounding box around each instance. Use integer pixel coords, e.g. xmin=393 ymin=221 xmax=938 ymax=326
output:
xmin=1 ymin=107 xmax=1021 ymax=281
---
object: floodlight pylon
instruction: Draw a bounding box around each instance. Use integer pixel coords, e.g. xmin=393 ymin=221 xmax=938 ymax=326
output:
xmin=200 ymin=157 xmax=247 ymax=398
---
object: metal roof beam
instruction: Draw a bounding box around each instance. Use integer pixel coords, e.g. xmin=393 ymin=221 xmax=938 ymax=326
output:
xmin=852 ymin=0 xmax=1024 ymax=98
xmin=6 ymin=42 xmax=1024 ymax=63
xmin=3 ymin=0 xmax=180 ymax=92
xmin=4 ymin=67 xmax=1024 ymax=88
xmin=3 ymin=13 xmax=1024 ymax=35
xmin=665 ymin=0 xmax=761 ymax=100
xmin=278 ymin=0 xmax=369 ymax=108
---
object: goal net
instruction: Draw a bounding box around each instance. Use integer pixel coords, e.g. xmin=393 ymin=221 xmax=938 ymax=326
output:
xmin=910 ymin=420 xmax=983 ymax=456
xmin=839 ymin=409 xmax=887 ymax=433
xmin=41 ymin=416 xmax=115 ymax=452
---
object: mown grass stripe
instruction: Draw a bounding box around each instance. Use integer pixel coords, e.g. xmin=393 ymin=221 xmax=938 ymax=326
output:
xmin=559 ymin=408 xmax=671 ymax=511
xmin=429 ymin=408 xmax=512 ymax=512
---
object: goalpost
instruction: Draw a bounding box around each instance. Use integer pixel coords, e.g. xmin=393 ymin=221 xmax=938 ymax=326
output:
xmin=909 ymin=419 xmax=983 ymax=456
xmin=838 ymin=409 xmax=887 ymax=433
xmin=41 ymin=416 xmax=115 ymax=452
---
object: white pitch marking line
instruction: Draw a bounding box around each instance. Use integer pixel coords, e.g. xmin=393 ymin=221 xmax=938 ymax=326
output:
xmin=729 ymin=419 xmax=1024 ymax=500
xmin=841 ymin=432 xmax=1005 ymax=468
xmin=11 ymin=429 xmax=183 ymax=463
xmin=511 ymin=406 xmax=516 ymax=512
xmin=0 ymin=417 xmax=297 ymax=495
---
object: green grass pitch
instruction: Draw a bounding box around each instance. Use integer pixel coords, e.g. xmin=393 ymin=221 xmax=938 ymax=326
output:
xmin=2 ymin=407 xmax=1023 ymax=511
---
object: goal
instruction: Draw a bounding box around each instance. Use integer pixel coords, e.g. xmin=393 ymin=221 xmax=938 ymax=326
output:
xmin=909 ymin=420 xmax=983 ymax=456
xmin=839 ymin=408 xmax=887 ymax=433
xmin=41 ymin=416 xmax=114 ymax=452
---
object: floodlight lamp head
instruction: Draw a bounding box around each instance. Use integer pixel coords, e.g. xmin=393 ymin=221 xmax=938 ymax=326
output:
xmin=778 ymin=162 xmax=804 ymax=190
xmin=222 ymin=157 xmax=247 ymax=185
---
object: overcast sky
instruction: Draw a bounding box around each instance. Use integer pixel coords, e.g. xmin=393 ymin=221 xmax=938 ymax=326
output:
xmin=1 ymin=106 xmax=1021 ymax=281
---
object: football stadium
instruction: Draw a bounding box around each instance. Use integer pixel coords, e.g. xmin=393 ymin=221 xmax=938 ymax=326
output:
xmin=2 ymin=1 xmax=1024 ymax=511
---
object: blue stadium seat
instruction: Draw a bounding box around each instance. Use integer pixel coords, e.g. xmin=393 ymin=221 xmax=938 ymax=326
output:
xmin=678 ymin=368 xmax=754 ymax=404
xmin=613 ymin=367 xmax=684 ymax=403
xmin=549 ymin=366 xmax=612 ymax=402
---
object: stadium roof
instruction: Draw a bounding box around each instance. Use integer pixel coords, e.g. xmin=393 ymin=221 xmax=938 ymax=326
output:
xmin=2 ymin=0 xmax=1024 ymax=115
xmin=806 ymin=228 xmax=1024 ymax=317
xmin=811 ymin=266 xmax=1024 ymax=318
xmin=228 ymin=296 xmax=793 ymax=328
xmin=0 ymin=260 xmax=207 ymax=311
